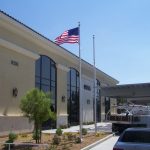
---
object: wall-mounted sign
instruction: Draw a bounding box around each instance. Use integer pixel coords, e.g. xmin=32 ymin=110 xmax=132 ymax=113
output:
xmin=84 ymin=84 xmax=91 ymax=91
xmin=11 ymin=60 xmax=19 ymax=66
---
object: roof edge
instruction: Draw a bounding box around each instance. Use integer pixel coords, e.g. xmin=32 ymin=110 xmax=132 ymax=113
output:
xmin=0 ymin=10 xmax=118 ymax=83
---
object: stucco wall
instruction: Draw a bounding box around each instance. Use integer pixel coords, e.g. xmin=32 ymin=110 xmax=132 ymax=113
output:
xmin=0 ymin=46 xmax=35 ymax=116
xmin=0 ymin=116 xmax=33 ymax=136
xmin=0 ymin=45 xmax=35 ymax=134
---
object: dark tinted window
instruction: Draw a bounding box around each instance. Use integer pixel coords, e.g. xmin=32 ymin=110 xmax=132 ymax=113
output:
xmin=96 ymin=79 xmax=101 ymax=122
xmin=120 ymin=130 xmax=150 ymax=143
xmin=35 ymin=58 xmax=41 ymax=76
xmin=35 ymin=55 xmax=57 ymax=129
xmin=67 ymin=68 xmax=79 ymax=125
xmin=35 ymin=55 xmax=56 ymax=104
xmin=41 ymin=56 xmax=50 ymax=79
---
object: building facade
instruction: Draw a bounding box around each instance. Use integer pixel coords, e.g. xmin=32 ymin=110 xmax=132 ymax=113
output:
xmin=0 ymin=11 xmax=119 ymax=135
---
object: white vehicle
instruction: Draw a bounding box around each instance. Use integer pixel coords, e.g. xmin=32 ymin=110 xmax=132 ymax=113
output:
xmin=113 ymin=128 xmax=150 ymax=150
xmin=106 ymin=103 xmax=150 ymax=133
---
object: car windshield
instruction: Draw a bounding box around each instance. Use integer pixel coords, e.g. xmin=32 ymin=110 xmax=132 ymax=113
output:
xmin=120 ymin=130 xmax=150 ymax=143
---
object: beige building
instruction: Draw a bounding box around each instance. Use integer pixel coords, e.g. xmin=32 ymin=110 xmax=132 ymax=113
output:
xmin=0 ymin=11 xmax=118 ymax=135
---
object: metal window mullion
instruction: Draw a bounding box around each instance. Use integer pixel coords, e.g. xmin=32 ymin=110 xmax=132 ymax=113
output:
xmin=55 ymin=64 xmax=57 ymax=112
xmin=40 ymin=56 xmax=42 ymax=90
xmin=70 ymin=70 xmax=72 ymax=124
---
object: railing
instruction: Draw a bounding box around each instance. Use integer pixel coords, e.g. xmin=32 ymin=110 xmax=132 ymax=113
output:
xmin=107 ymin=115 xmax=140 ymax=123
xmin=0 ymin=142 xmax=49 ymax=150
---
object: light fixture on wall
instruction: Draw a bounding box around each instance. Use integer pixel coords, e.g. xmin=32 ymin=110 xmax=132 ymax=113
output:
xmin=62 ymin=96 xmax=66 ymax=102
xmin=87 ymin=99 xmax=90 ymax=104
xmin=12 ymin=87 xmax=18 ymax=97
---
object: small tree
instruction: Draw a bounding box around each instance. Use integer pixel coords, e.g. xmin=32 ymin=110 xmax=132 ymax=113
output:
xmin=20 ymin=88 xmax=55 ymax=143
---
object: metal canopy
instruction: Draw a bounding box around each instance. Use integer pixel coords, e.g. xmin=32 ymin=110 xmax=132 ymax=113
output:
xmin=101 ymin=83 xmax=150 ymax=98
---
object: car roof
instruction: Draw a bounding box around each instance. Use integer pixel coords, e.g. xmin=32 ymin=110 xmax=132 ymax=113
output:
xmin=125 ymin=128 xmax=150 ymax=132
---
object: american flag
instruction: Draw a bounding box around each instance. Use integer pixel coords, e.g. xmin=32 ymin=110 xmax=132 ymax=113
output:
xmin=55 ymin=27 xmax=79 ymax=45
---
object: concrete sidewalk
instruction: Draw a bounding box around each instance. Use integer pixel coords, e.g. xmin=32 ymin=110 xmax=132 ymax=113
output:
xmin=90 ymin=136 xmax=119 ymax=150
xmin=42 ymin=122 xmax=112 ymax=134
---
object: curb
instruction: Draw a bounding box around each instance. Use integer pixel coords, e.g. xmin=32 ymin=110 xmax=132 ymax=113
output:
xmin=81 ymin=134 xmax=114 ymax=150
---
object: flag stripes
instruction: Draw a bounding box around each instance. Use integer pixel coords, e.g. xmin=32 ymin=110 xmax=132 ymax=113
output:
xmin=55 ymin=27 xmax=79 ymax=45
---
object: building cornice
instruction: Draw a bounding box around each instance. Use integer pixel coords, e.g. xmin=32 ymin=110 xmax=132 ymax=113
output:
xmin=56 ymin=64 xmax=70 ymax=72
xmin=0 ymin=38 xmax=40 ymax=60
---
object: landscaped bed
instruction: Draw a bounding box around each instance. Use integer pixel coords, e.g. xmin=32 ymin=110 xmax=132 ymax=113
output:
xmin=0 ymin=132 xmax=110 ymax=150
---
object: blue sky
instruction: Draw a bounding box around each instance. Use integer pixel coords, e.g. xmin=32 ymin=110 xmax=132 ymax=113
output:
xmin=1 ymin=0 xmax=150 ymax=84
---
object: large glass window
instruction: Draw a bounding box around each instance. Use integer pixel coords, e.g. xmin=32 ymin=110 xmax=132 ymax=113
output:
xmin=105 ymin=97 xmax=110 ymax=119
xmin=35 ymin=55 xmax=57 ymax=129
xmin=67 ymin=68 xmax=79 ymax=126
xmin=96 ymin=79 xmax=101 ymax=122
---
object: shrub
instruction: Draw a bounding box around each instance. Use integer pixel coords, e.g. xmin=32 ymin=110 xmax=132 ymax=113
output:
xmin=9 ymin=132 xmax=18 ymax=142
xmin=75 ymin=137 xmax=81 ymax=143
xmin=82 ymin=128 xmax=87 ymax=135
xmin=53 ymin=135 xmax=61 ymax=145
xmin=56 ymin=128 xmax=63 ymax=136
xmin=4 ymin=132 xmax=17 ymax=149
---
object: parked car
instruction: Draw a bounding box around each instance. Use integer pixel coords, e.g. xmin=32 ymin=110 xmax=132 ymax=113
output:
xmin=113 ymin=128 xmax=150 ymax=150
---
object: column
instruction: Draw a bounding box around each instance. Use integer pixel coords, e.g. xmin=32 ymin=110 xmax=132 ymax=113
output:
xmin=56 ymin=64 xmax=70 ymax=128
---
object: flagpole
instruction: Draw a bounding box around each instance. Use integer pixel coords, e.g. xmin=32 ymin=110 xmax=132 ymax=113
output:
xmin=78 ymin=22 xmax=83 ymax=140
xmin=93 ymin=35 xmax=97 ymax=133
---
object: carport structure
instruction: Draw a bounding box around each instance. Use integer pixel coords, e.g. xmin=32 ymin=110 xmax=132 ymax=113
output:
xmin=101 ymin=83 xmax=150 ymax=105
xmin=101 ymin=83 xmax=150 ymax=132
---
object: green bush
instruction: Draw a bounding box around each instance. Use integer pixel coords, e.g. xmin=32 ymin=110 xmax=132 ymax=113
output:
xmin=82 ymin=128 xmax=87 ymax=135
xmin=56 ymin=128 xmax=63 ymax=136
xmin=75 ymin=137 xmax=81 ymax=143
xmin=9 ymin=132 xmax=17 ymax=142
xmin=4 ymin=132 xmax=17 ymax=149
xmin=53 ymin=135 xmax=61 ymax=145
